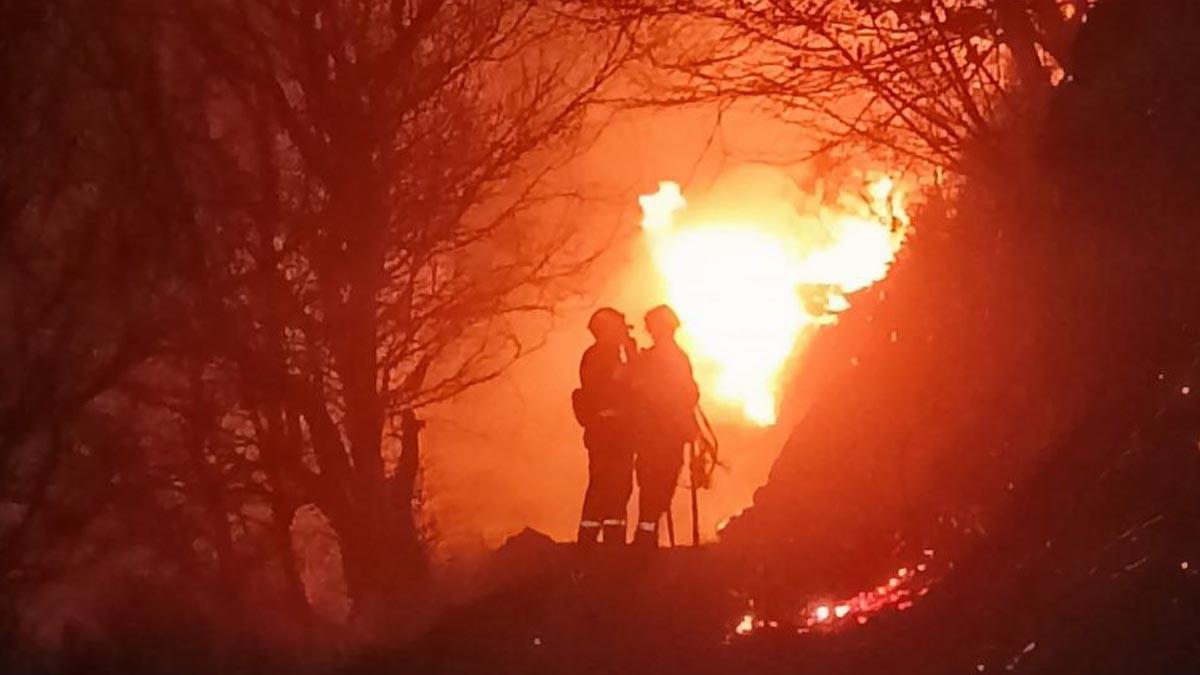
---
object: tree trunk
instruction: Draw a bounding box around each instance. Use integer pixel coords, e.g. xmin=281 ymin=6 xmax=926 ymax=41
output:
xmin=996 ymin=0 xmax=1052 ymax=100
xmin=392 ymin=410 xmax=425 ymax=570
xmin=323 ymin=410 xmax=426 ymax=634
xmin=269 ymin=501 xmax=316 ymax=620
xmin=332 ymin=503 xmax=424 ymax=632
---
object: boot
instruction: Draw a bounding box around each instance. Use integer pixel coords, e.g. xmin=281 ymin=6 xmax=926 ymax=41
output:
xmin=634 ymin=522 xmax=659 ymax=548
xmin=602 ymin=520 xmax=626 ymax=546
xmin=577 ymin=520 xmax=601 ymax=547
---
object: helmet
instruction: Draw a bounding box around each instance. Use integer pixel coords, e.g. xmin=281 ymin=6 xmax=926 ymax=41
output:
xmin=588 ymin=307 xmax=629 ymax=338
xmin=644 ymin=304 xmax=681 ymax=335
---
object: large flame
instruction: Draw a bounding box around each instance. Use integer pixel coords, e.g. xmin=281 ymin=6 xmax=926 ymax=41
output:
xmin=639 ymin=171 xmax=909 ymax=426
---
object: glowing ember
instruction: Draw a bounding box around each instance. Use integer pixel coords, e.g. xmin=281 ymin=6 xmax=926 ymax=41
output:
xmin=729 ymin=550 xmax=937 ymax=639
xmin=735 ymin=613 xmax=755 ymax=636
xmin=639 ymin=173 xmax=909 ymax=425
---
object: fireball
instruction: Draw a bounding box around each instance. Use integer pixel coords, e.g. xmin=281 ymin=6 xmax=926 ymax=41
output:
xmin=639 ymin=170 xmax=909 ymax=426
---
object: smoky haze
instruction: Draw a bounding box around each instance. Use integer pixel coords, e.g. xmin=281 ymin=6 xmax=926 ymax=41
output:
xmin=420 ymin=104 xmax=876 ymax=554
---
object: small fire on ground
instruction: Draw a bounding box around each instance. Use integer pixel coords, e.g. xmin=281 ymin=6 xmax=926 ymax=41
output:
xmin=639 ymin=170 xmax=910 ymax=426
xmin=731 ymin=549 xmax=936 ymax=639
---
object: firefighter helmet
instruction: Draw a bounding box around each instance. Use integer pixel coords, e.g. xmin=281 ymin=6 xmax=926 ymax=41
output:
xmin=644 ymin=304 xmax=681 ymax=336
xmin=588 ymin=307 xmax=630 ymax=338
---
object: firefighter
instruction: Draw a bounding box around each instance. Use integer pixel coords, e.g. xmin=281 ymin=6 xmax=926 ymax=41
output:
xmin=572 ymin=307 xmax=637 ymax=546
xmin=631 ymin=304 xmax=699 ymax=547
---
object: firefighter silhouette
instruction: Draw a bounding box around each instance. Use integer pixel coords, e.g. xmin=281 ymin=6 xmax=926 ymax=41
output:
xmin=572 ymin=307 xmax=637 ymax=546
xmin=631 ymin=304 xmax=699 ymax=547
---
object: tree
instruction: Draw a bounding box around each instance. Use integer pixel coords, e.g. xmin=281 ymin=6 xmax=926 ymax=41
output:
xmin=151 ymin=0 xmax=639 ymax=627
xmin=0 ymin=0 xmax=197 ymax=585
xmin=0 ymin=0 xmax=639 ymax=639
xmin=710 ymin=6 xmax=1200 ymax=662
xmin=590 ymin=0 xmax=1094 ymax=174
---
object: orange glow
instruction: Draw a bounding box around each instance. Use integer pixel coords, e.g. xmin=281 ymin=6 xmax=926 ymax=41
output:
xmin=735 ymin=613 xmax=755 ymax=636
xmin=639 ymin=172 xmax=909 ymax=425
xmin=729 ymin=550 xmax=937 ymax=639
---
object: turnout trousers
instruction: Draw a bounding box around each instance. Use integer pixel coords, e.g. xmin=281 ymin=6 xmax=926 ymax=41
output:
xmin=634 ymin=437 xmax=685 ymax=547
xmin=579 ymin=424 xmax=633 ymax=545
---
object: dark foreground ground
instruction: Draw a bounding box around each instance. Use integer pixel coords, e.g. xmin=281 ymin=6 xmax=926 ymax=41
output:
xmin=343 ymin=519 xmax=1200 ymax=675
xmin=7 ymin=509 xmax=1198 ymax=675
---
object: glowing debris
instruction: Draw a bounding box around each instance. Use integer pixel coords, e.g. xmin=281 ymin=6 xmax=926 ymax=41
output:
xmin=734 ymin=554 xmax=938 ymax=637
xmin=735 ymin=614 xmax=755 ymax=636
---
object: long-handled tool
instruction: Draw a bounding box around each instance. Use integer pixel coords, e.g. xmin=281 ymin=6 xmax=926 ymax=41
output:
xmin=687 ymin=407 xmax=720 ymax=546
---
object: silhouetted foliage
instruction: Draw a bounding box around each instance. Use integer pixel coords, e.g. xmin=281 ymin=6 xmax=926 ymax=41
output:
xmin=155 ymin=0 xmax=638 ymax=629
xmin=587 ymin=0 xmax=1096 ymax=172
xmin=723 ymin=0 xmax=1200 ymax=672
xmin=1 ymin=0 xmax=641 ymax=651
xmin=4 ymin=1 xmax=1200 ymax=673
xmin=1 ymin=0 xmax=197 ymax=607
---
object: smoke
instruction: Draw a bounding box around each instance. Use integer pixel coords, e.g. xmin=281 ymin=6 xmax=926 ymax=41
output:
xmin=419 ymin=106 xmax=879 ymax=554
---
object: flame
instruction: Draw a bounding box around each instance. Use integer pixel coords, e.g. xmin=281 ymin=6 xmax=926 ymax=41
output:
xmin=639 ymin=172 xmax=910 ymax=425
xmin=734 ymin=613 xmax=754 ymax=636
xmin=728 ymin=550 xmax=937 ymax=639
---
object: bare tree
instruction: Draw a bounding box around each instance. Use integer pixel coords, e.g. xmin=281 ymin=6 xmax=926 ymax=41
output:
xmin=140 ymin=0 xmax=641 ymax=626
xmin=0 ymin=0 xmax=197 ymax=583
xmin=586 ymin=0 xmax=1094 ymax=174
xmin=1 ymin=0 xmax=641 ymax=634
